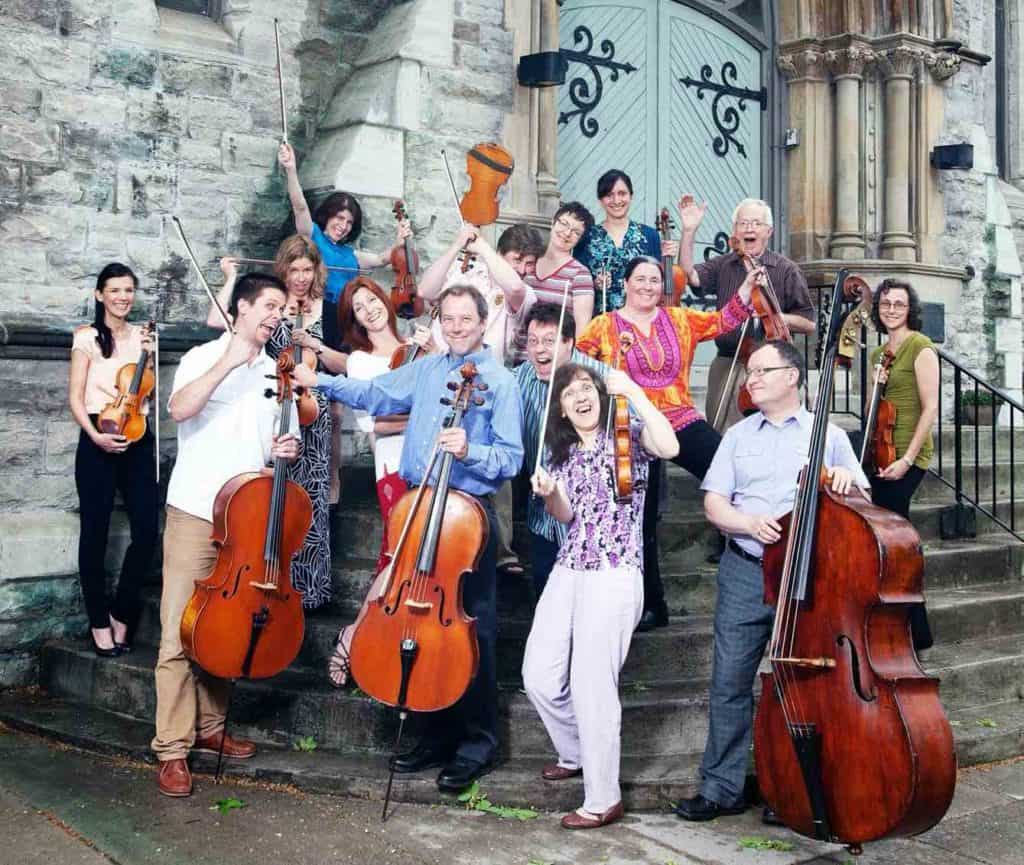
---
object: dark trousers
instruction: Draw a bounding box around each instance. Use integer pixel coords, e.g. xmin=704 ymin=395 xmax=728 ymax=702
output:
xmin=529 ymin=530 xmax=560 ymax=600
xmin=423 ymin=496 xmax=499 ymax=764
xmin=642 ymin=419 xmax=722 ymax=615
xmin=74 ymin=427 xmax=159 ymax=631
xmin=871 ymin=466 xmax=933 ymax=650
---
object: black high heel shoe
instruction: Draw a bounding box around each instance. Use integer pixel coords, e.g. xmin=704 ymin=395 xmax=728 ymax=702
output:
xmin=91 ymin=628 xmax=122 ymax=658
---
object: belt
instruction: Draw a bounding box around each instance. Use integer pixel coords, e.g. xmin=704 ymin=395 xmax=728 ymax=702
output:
xmin=728 ymin=539 xmax=763 ymax=565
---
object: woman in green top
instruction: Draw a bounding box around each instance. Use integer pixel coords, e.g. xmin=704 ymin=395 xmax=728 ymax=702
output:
xmin=870 ymin=278 xmax=939 ymax=649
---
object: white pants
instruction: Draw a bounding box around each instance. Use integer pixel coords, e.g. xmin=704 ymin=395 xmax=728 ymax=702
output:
xmin=522 ymin=562 xmax=643 ymax=813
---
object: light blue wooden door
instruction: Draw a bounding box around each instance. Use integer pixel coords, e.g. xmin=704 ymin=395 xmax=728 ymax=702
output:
xmin=657 ymin=0 xmax=763 ymax=261
xmin=557 ymin=0 xmax=658 ymax=218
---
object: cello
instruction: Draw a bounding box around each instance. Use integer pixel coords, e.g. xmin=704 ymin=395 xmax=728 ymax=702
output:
xmin=390 ymin=200 xmax=424 ymax=319
xmin=180 ymin=351 xmax=312 ymax=681
xmin=752 ymin=270 xmax=956 ymax=854
xmin=458 ymin=143 xmax=514 ymax=227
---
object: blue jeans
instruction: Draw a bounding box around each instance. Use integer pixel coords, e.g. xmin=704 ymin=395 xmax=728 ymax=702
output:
xmin=699 ymin=545 xmax=775 ymax=807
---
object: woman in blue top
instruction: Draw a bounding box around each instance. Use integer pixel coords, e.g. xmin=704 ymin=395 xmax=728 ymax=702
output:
xmin=573 ymin=169 xmax=676 ymax=315
xmin=279 ymin=142 xmax=409 ymax=353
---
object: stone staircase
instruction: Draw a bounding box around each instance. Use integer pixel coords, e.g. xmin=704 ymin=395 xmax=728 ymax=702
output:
xmin=2 ymin=427 xmax=1022 ymax=812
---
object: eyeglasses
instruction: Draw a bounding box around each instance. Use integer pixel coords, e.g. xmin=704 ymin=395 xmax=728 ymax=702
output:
xmin=736 ymin=219 xmax=766 ymax=230
xmin=526 ymin=336 xmax=559 ymax=349
xmin=553 ymin=218 xmax=585 ymax=239
xmin=745 ymin=365 xmax=794 ymax=379
xmin=879 ymin=300 xmax=909 ymax=311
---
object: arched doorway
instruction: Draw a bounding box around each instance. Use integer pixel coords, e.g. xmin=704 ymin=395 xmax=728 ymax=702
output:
xmin=557 ymin=0 xmax=777 ymax=261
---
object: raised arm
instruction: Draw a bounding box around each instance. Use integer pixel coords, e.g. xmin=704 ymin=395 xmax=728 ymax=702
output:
xmin=677 ymin=194 xmax=708 ymax=287
xmin=206 ymin=258 xmax=238 ymax=331
xmin=169 ymin=334 xmax=258 ymax=423
xmin=418 ymin=224 xmax=477 ymax=301
xmin=278 ymin=142 xmax=313 ymax=238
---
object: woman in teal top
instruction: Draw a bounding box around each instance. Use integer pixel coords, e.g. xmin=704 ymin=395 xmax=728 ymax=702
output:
xmin=574 ymin=169 xmax=669 ymax=314
xmin=869 ymin=278 xmax=939 ymax=650
xmin=279 ymin=142 xmax=409 ymax=351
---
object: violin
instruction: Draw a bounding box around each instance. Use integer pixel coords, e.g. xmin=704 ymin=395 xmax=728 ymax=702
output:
xmin=655 ymin=208 xmax=686 ymax=306
xmin=97 ymin=320 xmax=156 ymax=442
xmin=458 ymin=143 xmax=514 ymax=227
xmin=280 ymin=301 xmax=319 ymax=427
xmin=349 ymin=362 xmax=486 ymax=713
xmin=608 ymin=331 xmax=635 ymax=503
xmin=389 ymin=200 xmax=424 ymax=319
xmin=180 ymin=351 xmax=312 ymax=680
xmin=863 ymin=349 xmax=898 ymax=472
xmin=389 ymin=308 xmax=439 ymax=369
xmin=753 ymin=269 xmax=955 ymax=854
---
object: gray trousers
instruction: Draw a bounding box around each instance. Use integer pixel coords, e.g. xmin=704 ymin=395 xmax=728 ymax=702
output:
xmin=699 ymin=545 xmax=775 ymax=807
xmin=522 ymin=562 xmax=643 ymax=813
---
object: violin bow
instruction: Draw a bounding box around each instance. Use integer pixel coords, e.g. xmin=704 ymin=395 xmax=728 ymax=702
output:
xmin=170 ymin=216 xmax=235 ymax=333
xmin=227 ymin=256 xmax=372 ymax=275
xmin=274 ymin=19 xmax=288 ymax=144
xmin=152 ymin=319 xmax=160 ymax=486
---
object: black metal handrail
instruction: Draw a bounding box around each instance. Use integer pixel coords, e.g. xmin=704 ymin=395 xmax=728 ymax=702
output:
xmin=808 ymin=288 xmax=1024 ymax=543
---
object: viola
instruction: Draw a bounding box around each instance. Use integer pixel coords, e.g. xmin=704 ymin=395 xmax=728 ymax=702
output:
xmin=458 ymin=143 xmax=514 ymax=227
xmin=179 ymin=351 xmax=312 ymax=680
xmin=389 ymin=308 xmax=439 ymax=370
xmin=389 ymin=200 xmax=424 ymax=319
xmin=97 ymin=321 xmax=156 ymax=442
xmin=862 ymin=349 xmax=898 ymax=472
xmin=752 ymin=269 xmax=955 ymax=854
xmin=348 ymin=362 xmax=487 ymax=713
xmin=279 ymin=301 xmax=319 ymax=427
xmin=655 ymin=208 xmax=686 ymax=306
xmin=608 ymin=331 xmax=636 ymax=503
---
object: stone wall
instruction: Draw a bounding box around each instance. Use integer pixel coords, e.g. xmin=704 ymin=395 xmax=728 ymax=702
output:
xmin=0 ymin=0 xmax=401 ymax=684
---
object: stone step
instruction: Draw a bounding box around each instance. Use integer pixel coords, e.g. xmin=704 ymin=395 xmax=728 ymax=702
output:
xmin=1 ymin=690 xmax=1020 ymax=812
xmin=41 ymin=576 xmax=1024 ymax=758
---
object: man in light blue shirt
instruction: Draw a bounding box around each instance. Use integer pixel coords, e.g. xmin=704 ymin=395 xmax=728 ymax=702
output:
xmin=676 ymin=339 xmax=869 ymax=823
xmin=516 ymin=304 xmax=609 ymax=597
xmin=294 ymin=284 xmax=523 ymax=793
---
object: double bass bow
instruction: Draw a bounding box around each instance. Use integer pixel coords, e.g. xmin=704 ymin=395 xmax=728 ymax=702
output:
xmin=752 ymin=269 xmax=956 ymax=854
xmin=348 ymin=363 xmax=487 ymax=819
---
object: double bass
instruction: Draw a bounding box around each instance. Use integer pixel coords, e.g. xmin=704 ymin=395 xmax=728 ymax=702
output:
xmin=752 ymin=270 xmax=956 ymax=854
xmin=180 ymin=351 xmax=312 ymax=681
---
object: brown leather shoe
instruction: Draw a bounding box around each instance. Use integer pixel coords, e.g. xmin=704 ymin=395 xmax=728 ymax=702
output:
xmin=561 ymin=801 xmax=624 ymax=830
xmin=193 ymin=729 xmax=256 ymax=760
xmin=542 ymin=763 xmax=583 ymax=781
xmin=157 ymin=758 xmax=192 ymax=797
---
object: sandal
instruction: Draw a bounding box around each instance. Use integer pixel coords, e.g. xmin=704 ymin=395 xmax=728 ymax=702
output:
xmin=328 ymin=627 xmax=352 ymax=689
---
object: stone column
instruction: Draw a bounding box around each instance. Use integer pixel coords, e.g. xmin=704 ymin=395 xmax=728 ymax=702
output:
xmin=535 ymin=0 xmax=560 ymax=215
xmin=880 ymin=45 xmax=921 ymax=262
xmin=777 ymin=46 xmax=832 ymax=261
xmin=826 ymin=45 xmax=872 ymax=259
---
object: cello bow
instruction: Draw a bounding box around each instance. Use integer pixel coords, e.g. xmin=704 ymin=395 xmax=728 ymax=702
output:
xmin=170 ymin=216 xmax=235 ymax=334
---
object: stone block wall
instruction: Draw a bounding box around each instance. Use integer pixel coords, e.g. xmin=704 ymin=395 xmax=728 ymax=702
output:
xmin=0 ymin=0 xmax=404 ymax=684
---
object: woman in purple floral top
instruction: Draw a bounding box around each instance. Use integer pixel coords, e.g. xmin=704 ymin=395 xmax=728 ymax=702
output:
xmin=522 ymin=363 xmax=678 ymax=830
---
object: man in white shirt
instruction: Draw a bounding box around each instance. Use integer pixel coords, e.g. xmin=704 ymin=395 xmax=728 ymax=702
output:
xmin=153 ymin=273 xmax=299 ymax=798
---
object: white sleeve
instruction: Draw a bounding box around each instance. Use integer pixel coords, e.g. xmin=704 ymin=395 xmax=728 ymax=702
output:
xmin=345 ymin=352 xmax=378 ymax=433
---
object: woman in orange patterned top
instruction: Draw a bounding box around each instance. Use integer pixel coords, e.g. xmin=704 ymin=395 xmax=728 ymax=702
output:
xmin=576 ymin=256 xmax=758 ymax=630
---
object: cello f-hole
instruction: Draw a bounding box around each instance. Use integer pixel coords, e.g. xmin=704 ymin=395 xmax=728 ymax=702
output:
xmin=223 ymin=564 xmax=250 ymax=599
xmin=431 ymin=583 xmax=452 ymax=626
xmin=837 ymin=634 xmax=878 ymax=703
xmin=384 ymin=579 xmax=413 ymax=616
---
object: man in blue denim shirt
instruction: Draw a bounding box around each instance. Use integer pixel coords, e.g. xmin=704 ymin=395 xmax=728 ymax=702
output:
xmin=294 ymin=283 xmax=523 ymax=792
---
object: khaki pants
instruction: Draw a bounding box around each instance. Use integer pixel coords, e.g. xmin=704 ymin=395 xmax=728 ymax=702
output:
xmin=151 ymin=506 xmax=230 ymax=761
xmin=705 ymin=354 xmax=746 ymax=434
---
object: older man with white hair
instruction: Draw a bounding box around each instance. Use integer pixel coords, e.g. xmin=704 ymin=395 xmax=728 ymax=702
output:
xmin=676 ymin=197 xmax=816 ymax=434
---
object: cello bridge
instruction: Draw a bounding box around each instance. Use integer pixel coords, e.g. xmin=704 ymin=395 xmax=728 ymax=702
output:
xmin=773 ymin=656 xmax=837 ymax=670
xmin=248 ymin=581 xmax=280 ymax=591
xmin=404 ymin=599 xmax=433 ymax=611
